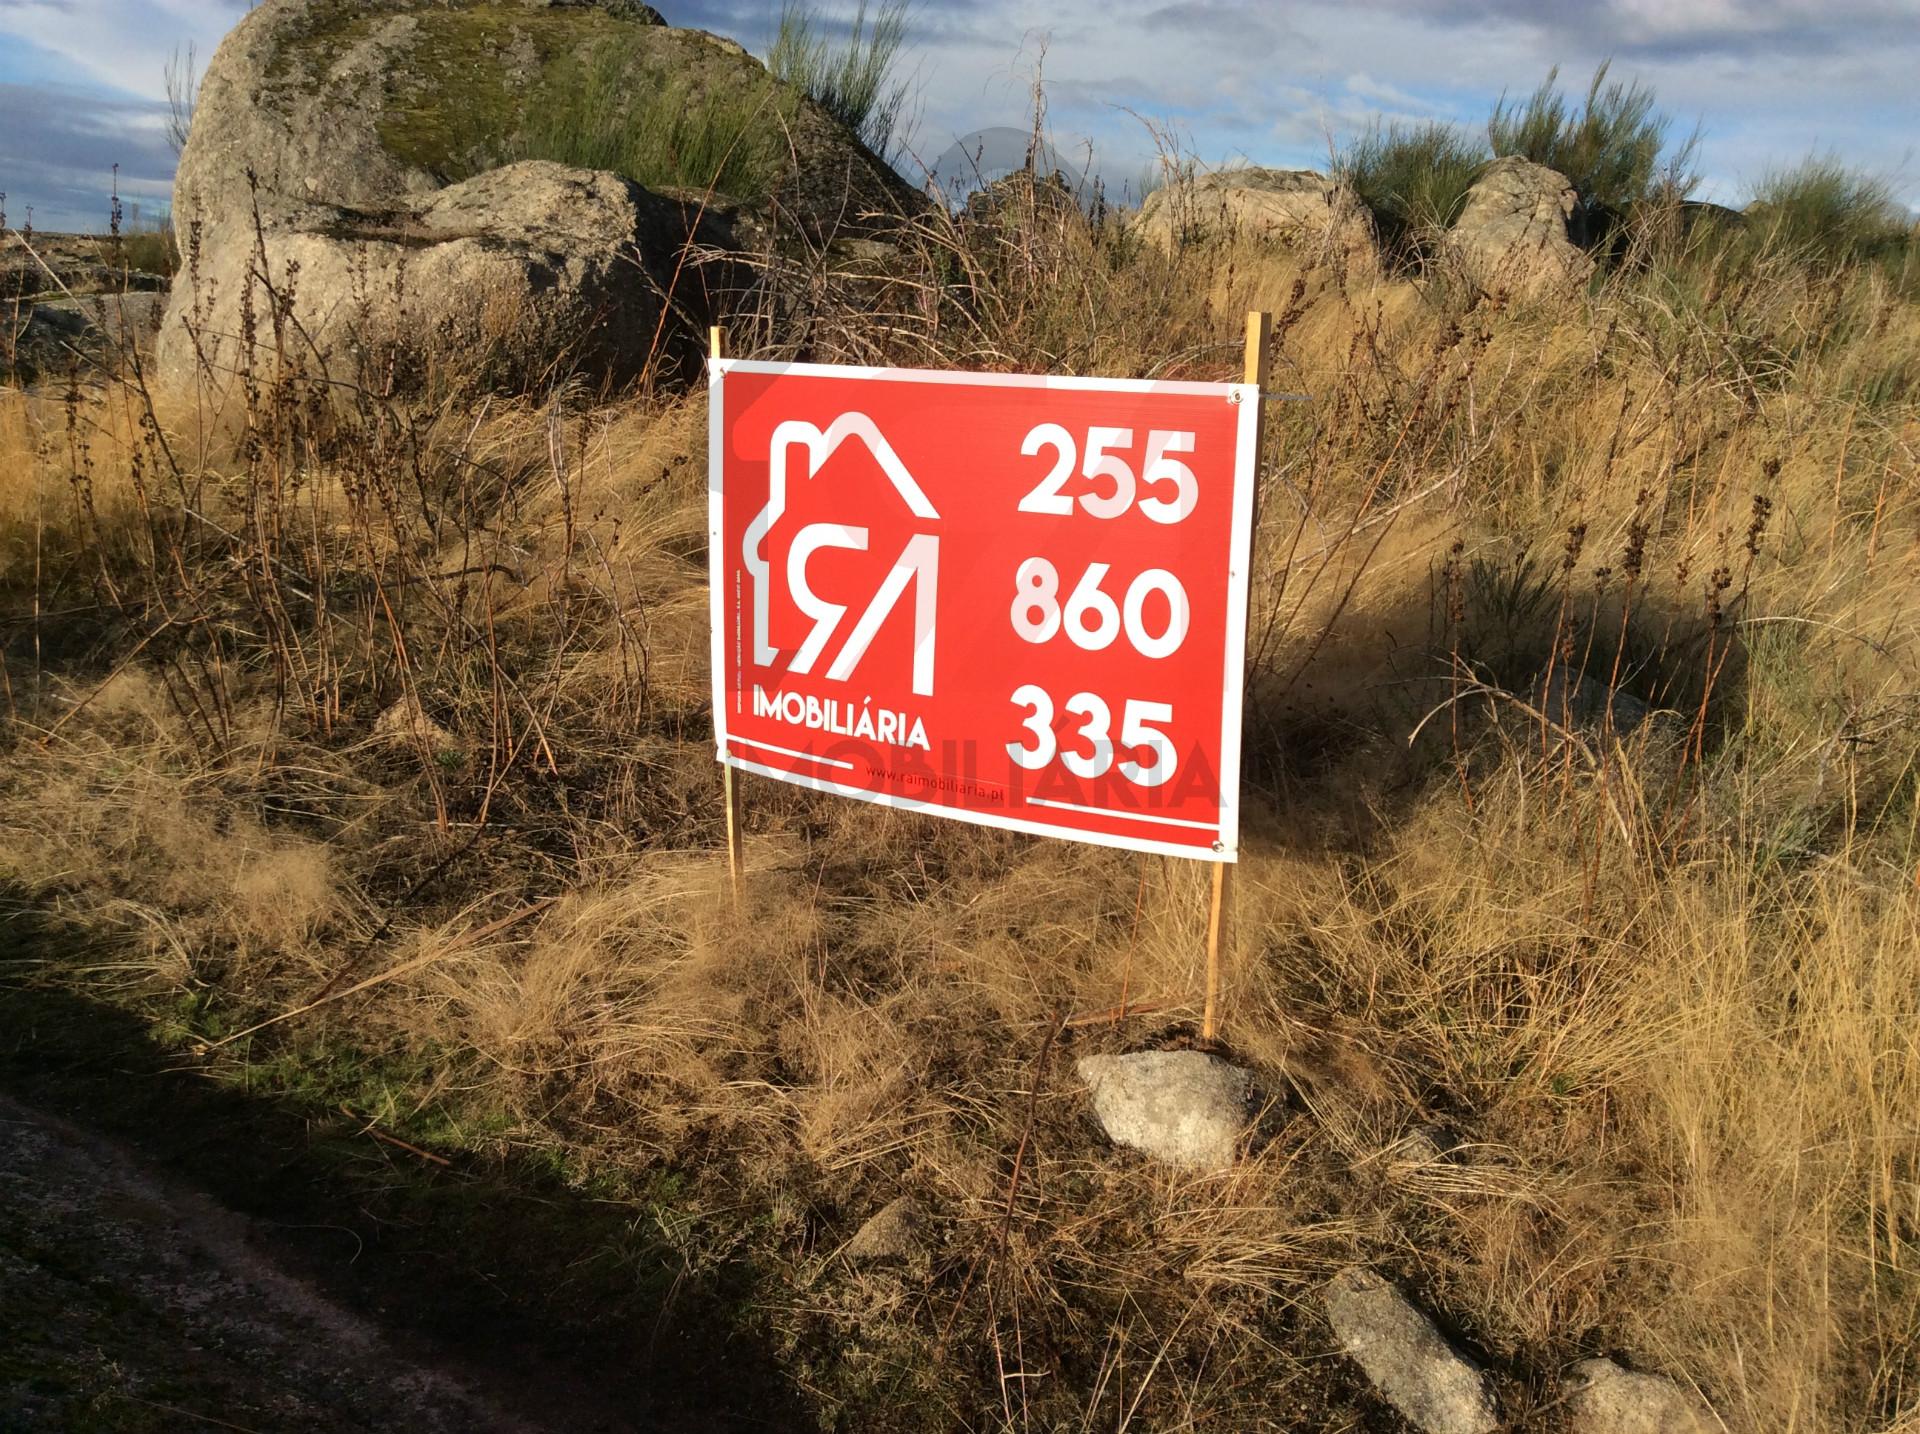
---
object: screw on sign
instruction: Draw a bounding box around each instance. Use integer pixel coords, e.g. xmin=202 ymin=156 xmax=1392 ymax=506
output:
xmin=708 ymin=352 xmax=1261 ymax=869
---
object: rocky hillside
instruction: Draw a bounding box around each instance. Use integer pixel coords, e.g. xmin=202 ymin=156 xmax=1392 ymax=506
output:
xmin=1 ymin=232 xmax=168 ymax=382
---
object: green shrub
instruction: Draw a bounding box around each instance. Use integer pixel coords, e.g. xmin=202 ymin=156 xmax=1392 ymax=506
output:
xmin=1488 ymin=61 xmax=1698 ymax=216
xmin=766 ymin=0 xmax=912 ymax=163
xmin=105 ymin=224 xmax=179 ymax=280
xmin=1749 ymin=155 xmax=1915 ymax=272
xmin=1336 ymin=120 xmax=1488 ymax=258
xmin=514 ymin=43 xmax=797 ymax=200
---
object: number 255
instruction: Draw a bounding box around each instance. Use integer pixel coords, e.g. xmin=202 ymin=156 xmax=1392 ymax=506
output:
xmin=1017 ymin=426 xmax=1198 ymax=524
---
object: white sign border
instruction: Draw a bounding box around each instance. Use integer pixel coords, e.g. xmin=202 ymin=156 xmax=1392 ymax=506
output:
xmin=708 ymin=356 xmax=1259 ymax=864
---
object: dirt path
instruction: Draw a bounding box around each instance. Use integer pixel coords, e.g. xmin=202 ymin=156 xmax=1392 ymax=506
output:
xmin=0 ymin=1094 xmax=541 ymax=1434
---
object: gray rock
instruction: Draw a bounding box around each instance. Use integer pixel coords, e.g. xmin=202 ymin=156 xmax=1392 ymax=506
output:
xmin=844 ymin=1196 xmax=930 ymax=1266
xmin=372 ymin=693 xmax=458 ymax=753
xmin=0 ymin=1093 xmax=526 ymax=1432
xmin=1567 ymin=1358 xmax=1716 ymax=1434
xmin=1385 ymin=1123 xmax=1454 ymax=1171
xmin=0 ymin=260 xmax=166 ymax=300
xmin=1323 ymin=1267 xmax=1498 ymax=1434
xmin=69 ymin=291 xmax=168 ymax=338
xmin=1448 ymin=156 xmax=1594 ymax=299
xmin=1531 ymin=667 xmax=1655 ymax=736
xmin=158 ymin=160 xmax=730 ymax=391
xmin=4 ymin=293 xmax=167 ymax=380
xmin=1077 ymin=1050 xmax=1255 ymax=1170
xmin=963 ymin=171 xmax=1082 ymax=228
xmin=1133 ymin=168 xmax=1373 ymax=256
xmin=3 ymin=231 xmax=171 ymax=379
xmin=1677 ymin=200 xmax=1746 ymax=234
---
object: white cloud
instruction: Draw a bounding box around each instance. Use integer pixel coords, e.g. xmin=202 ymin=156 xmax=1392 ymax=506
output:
xmin=878 ymin=0 xmax=1920 ymax=205
xmin=1344 ymin=73 xmax=1446 ymax=119
xmin=0 ymin=0 xmax=244 ymax=101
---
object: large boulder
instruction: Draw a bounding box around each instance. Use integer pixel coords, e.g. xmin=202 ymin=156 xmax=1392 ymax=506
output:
xmin=159 ymin=161 xmax=732 ymax=392
xmin=161 ymin=0 xmax=920 ymax=391
xmin=1133 ymin=168 xmax=1371 ymax=255
xmin=171 ymin=0 xmax=914 ymax=239
xmin=1446 ymin=156 xmax=1594 ymax=299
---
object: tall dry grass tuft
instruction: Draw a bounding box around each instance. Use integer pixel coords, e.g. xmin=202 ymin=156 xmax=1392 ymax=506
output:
xmin=2 ymin=130 xmax=1918 ymax=1431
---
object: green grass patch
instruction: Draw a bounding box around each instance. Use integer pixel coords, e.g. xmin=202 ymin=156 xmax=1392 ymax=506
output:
xmin=514 ymin=41 xmax=799 ymax=199
xmin=99 ymin=226 xmax=177 ymax=279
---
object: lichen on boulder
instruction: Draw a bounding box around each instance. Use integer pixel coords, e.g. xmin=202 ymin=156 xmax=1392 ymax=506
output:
xmin=1132 ymin=168 xmax=1373 ymax=257
xmin=160 ymin=160 xmax=741 ymax=393
xmin=175 ymin=0 xmax=911 ymax=229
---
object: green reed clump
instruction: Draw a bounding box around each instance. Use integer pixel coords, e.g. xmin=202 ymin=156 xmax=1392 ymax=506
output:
xmin=766 ymin=0 xmax=913 ymax=162
xmin=1749 ymin=154 xmax=1917 ymax=290
xmin=1336 ymin=120 xmax=1489 ymax=262
xmin=1489 ymin=60 xmax=1699 ymax=218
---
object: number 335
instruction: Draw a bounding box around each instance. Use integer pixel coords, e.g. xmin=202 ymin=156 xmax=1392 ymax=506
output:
xmin=1007 ymin=686 xmax=1176 ymax=787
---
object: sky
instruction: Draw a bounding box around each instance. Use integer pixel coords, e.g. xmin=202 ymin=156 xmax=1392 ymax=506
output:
xmin=1 ymin=0 xmax=1916 ymax=232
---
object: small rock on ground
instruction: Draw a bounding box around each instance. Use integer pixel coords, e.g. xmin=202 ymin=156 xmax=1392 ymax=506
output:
xmin=1323 ymin=1267 xmax=1498 ymax=1434
xmin=373 ymin=693 xmax=459 ymax=753
xmin=844 ymin=1196 xmax=930 ymax=1266
xmin=1386 ymin=1123 xmax=1454 ymax=1167
xmin=1076 ymin=1050 xmax=1255 ymax=1170
xmin=1567 ymin=1357 xmax=1716 ymax=1434
xmin=1531 ymin=668 xmax=1655 ymax=735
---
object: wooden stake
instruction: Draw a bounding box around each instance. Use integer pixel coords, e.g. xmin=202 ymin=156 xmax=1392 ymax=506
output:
xmin=712 ymin=325 xmax=743 ymax=909
xmin=1242 ymin=306 xmax=1274 ymax=506
xmin=1203 ymin=311 xmax=1272 ymax=1046
xmin=1203 ymin=863 xmax=1228 ymax=1043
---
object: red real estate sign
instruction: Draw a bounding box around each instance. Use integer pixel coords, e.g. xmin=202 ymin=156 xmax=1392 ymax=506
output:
xmin=708 ymin=359 xmax=1258 ymax=861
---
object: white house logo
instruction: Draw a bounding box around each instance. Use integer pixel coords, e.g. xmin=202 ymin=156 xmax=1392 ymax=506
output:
xmin=742 ymin=413 xmax=943 ymax=698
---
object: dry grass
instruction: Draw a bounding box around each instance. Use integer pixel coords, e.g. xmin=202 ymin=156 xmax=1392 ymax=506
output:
xmin=2 ymin=177 xmax=1917 ymax=1431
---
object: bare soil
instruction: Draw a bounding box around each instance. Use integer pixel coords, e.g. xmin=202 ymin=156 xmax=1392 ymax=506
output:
xmin=0 ymin=956 xmax=813 ymax=1434
xmin=0 ymin=1092 xmax=536 ymax=1433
